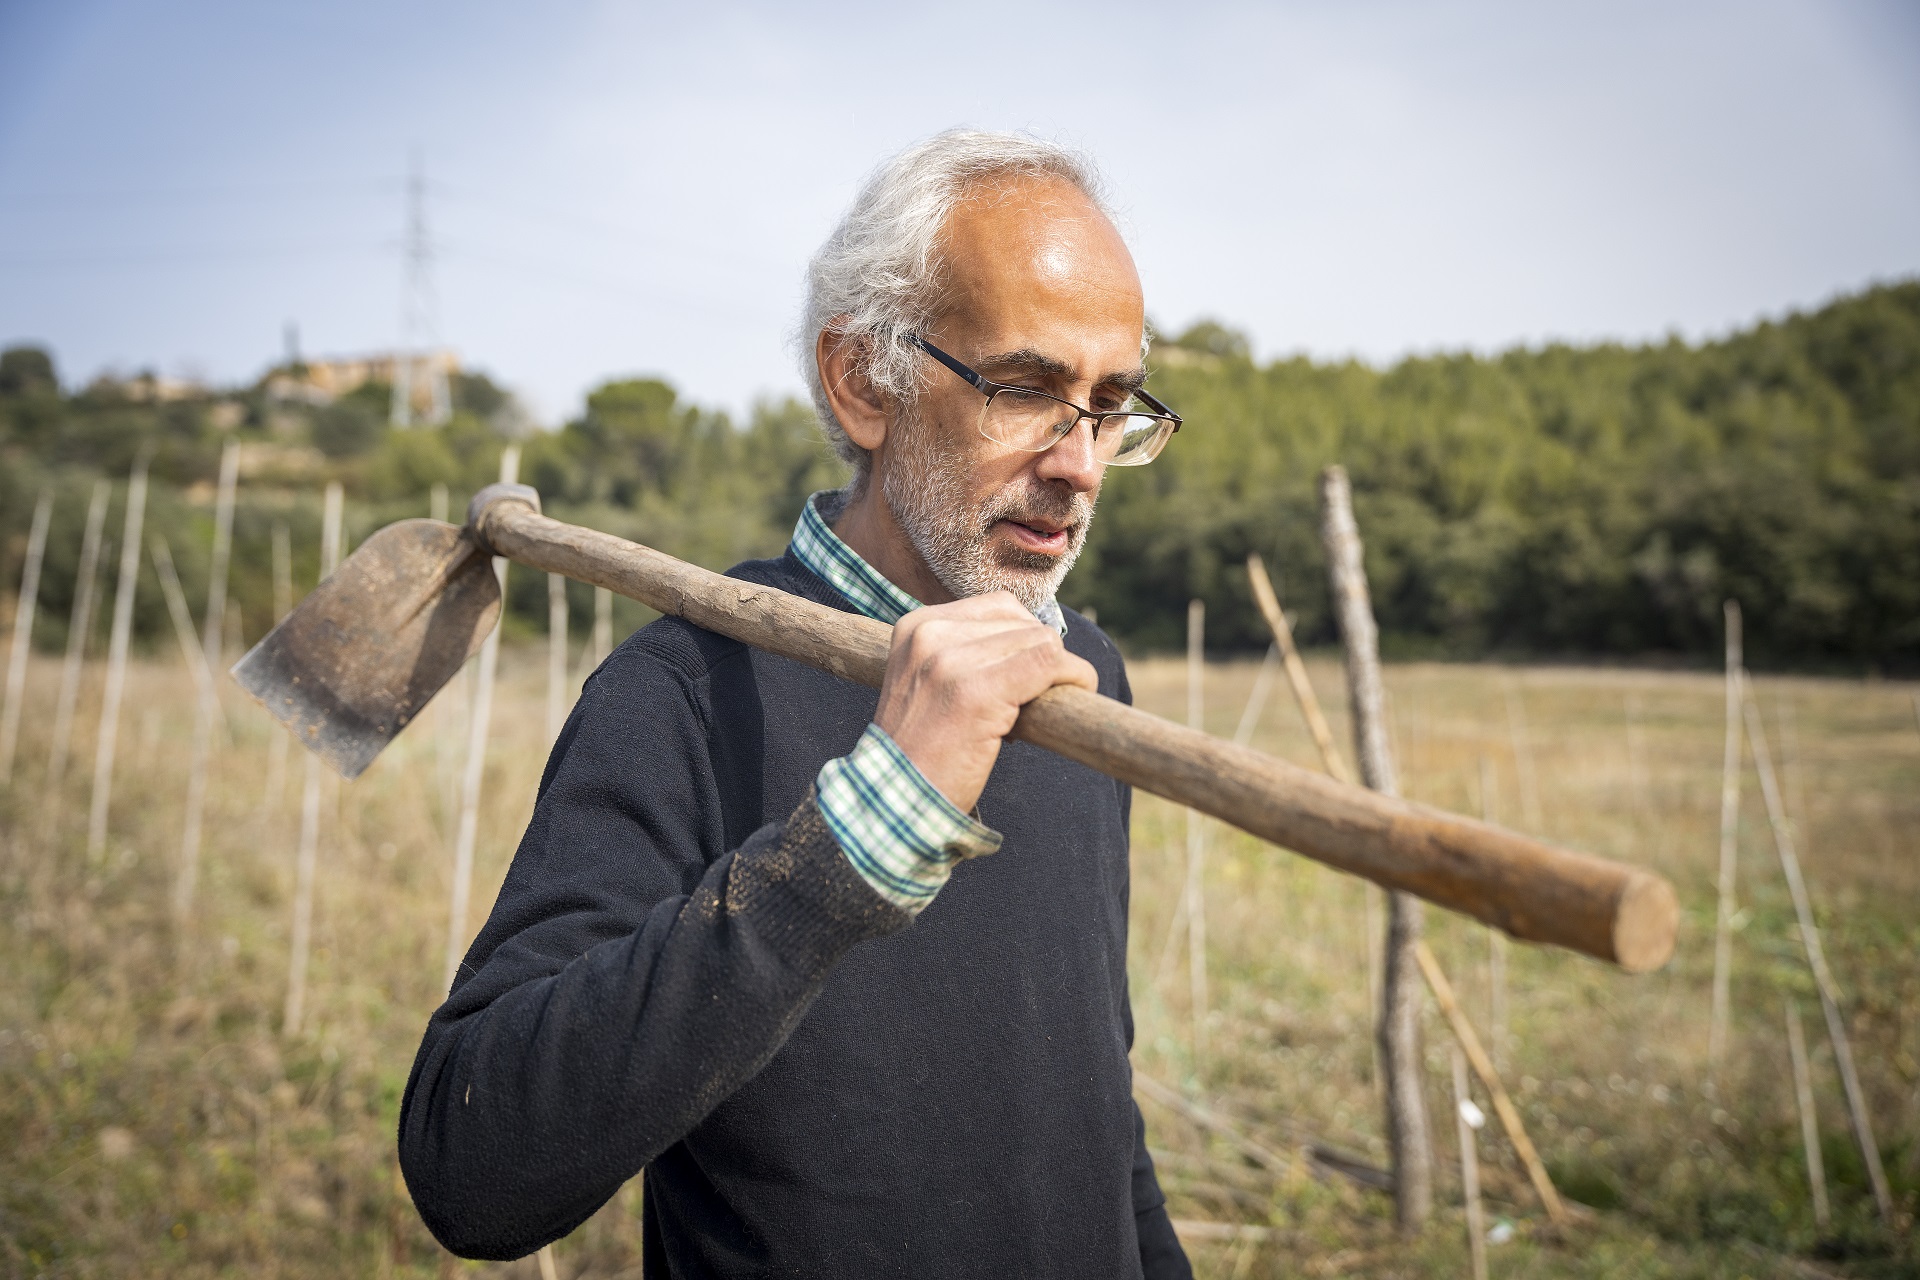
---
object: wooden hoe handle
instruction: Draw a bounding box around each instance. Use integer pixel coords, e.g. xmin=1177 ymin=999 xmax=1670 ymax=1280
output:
xmin=474 ymin=493 xmax=1677 ymax=972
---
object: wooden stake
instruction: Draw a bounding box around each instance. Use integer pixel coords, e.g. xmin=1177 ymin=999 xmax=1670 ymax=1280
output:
xmin=150 ymin=537 xmax=219 ymax=919
xmin=1503 ymin=680 xmax=1544 ymax=834
xmin=446 ymin=446 xmax=517 ymax=991
xmin=1246 ymin=552 xmax=1352 ymax=782
xmin=430 ymin=482 xmax=448 ymax=525
xmin=1784 ymin=997 xmax=1831 ymax=1229
xmin=1320 ymin=464 xmax=1431 ymax=1229
xmin=1414 ymin=939 xmax=1568 ymax=1226
xmin=47 ymin=481 xmax=110 ymax=797
xmin=87 ymin=458 xmax=150 ymax=860
xmin=547 ymin=572 xmax=568 ymax=742
xmin=285 ymin=483 xmax=343 ymax=1037
xmin=593 ymin=585 xmax=613 ymax=667
xmin=203 ymin=440 xmax=240 ymax=667
xmin=1184 ymin=597 xmax=1208 ymax=1067
xmin=1479 ymin=755 xmax=1508 ymax=1074
xmin=1450 ymin=1042 xmax=1489 ymax=1280
xmin=1741 ymin=679 xmax=1893 ymax=1222
xmin=1709 ymin=601 xmax=1742 ymax=1071
xmin=1 ymin=490 xmax=52 ymax=783
xmin=262 ymin=522 xmax=293 ymax=813
xmin=1231 ymin=644 xmax=1278 ymax=747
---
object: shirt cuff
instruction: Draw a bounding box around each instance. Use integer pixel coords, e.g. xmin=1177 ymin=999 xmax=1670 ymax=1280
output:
xmin=814 ymin=723 xmax=1003 ymax=914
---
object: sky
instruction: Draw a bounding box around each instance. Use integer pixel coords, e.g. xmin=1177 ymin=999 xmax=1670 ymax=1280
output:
xmin=1 ymin=0 xmax=1917 ymax=426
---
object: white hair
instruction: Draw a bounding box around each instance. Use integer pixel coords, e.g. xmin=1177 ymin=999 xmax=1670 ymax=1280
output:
xmin=798 ymin=129 xmax=1122 ymax=474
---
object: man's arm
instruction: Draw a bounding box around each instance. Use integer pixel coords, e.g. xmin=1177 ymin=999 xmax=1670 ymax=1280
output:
xmin=398 ymin=645 xmax=908 ymax=1260
xmin=1132 ymin=1100 xmax=1194 ymax=1280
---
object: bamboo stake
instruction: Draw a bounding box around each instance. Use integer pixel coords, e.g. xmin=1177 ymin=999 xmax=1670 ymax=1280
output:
xmin=1184 ymin=597 xmax=1209 ymax=1067
xmin=87 ymin=458 xmax=149 ymax=860
xmin=547 ymin=572 xmax=568 ymax=742
xmin=1 ymin=490 xmax=53 ymax=783
xmin=202 ymin=440 xmax=240 ymax=667
xmin=1784 ymin=997 xmax=1831 ymax=1230
xmin=1231 ymin=644 xmax=1278 ymax=747
xmin=594 ymin=585 xmax=613 ymax=666
xmin=1741 ymin=679 xmax=1892 ymax=1222
xmin=1503 ymin=680 xmax=1544 ymax=834
xmin=1320 ymin=464 xmax=1431 ymax=1229
xmin=1709 ymin=601 xmax=1743 ymax=1071
xmin=1479 ymin=755 xmax=1509 ymax=1074
xmin=47 ymin=481 xmax=110 ymax=797
xmin=1414 ymin=939 xmax=1568 ymax=1226
xmin=262 ymin=522 xmax=293 ymax=812
xmin=445 ymin=446 xmax=517 ymax=990
xmin=150 ymin=538 xmax=219 ymax=919
xmin=1450 ymin=1042 xmax=1489 ymax=1280
xmin=1246 ymin=551 xmax=1352 ymax=782
xmin=285 ymin=484 xmax=343 ymax=1037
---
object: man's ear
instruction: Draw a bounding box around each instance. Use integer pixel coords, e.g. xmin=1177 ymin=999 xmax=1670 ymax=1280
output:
xmin=816 ymin=328 xmax=892 ymax=453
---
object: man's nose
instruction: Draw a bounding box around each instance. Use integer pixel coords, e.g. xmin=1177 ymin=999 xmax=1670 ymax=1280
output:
xmin=1034 ymin=417 xmax=1103 ymax=492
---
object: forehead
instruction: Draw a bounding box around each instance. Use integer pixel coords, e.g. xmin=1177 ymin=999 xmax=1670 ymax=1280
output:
xmin=933 ymin=175 xmax=1144 ymax=364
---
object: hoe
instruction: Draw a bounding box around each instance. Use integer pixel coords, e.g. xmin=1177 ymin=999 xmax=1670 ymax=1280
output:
xmin=233 ymin=483 xmax=1678 ymax=973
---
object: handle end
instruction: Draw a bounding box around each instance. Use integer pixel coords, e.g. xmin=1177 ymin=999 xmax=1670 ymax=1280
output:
xmin=466 ymin=483 xmax=542 ymax=555
xmin=1612 ymin=871 xmax=1679 ymax=973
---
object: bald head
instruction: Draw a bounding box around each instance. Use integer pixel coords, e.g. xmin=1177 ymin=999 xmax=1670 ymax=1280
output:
xmin=931 ymin=175 xmax=1146 ymax=411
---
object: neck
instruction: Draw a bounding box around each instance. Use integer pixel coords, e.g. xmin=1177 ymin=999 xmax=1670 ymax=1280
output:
xmin=831 ymin=472 xmax=957 ymax=606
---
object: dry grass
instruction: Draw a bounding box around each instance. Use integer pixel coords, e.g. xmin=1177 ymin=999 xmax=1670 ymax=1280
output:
xmin=1 ymin=646 xmax=1915 ymax=1278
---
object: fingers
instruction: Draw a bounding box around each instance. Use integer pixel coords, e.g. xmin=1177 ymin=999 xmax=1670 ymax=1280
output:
xmin=874 ymin=593 xmax=1099 ymax=812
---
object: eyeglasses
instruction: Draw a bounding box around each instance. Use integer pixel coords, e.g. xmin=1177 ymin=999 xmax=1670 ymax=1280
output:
xmin=909 ymin=335 xmax=1182 ymax=467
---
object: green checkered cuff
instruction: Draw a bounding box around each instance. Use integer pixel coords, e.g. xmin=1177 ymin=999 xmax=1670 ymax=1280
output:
xmin=815 ymin=724 xmax=1003 ymax=913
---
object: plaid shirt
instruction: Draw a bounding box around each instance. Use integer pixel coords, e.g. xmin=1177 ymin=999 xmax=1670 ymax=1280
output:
xmin=797 ymin=491 xmax=1065 ymax=913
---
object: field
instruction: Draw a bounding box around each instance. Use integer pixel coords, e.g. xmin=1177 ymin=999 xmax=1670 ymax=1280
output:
xmin=1 ymin=641 xmax=1916 ymax=1278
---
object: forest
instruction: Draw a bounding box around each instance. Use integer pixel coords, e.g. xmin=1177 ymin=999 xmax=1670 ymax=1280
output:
xmin=2 ymin=279 xmax=1916 ymax=668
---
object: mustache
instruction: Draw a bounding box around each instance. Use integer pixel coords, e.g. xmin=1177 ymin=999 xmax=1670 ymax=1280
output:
xmin=978 ymin=482 xmax=1093 ymax=533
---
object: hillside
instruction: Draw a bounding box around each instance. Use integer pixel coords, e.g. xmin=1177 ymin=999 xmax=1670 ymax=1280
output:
xmin=2 ymin=281 xmax=1916 ymax=667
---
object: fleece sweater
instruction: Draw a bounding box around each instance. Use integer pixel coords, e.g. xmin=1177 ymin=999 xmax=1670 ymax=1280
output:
xmin=397 ymin=548 xmax=1192 ymax=1279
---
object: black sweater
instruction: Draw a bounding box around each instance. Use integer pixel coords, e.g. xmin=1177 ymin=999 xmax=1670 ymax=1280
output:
xmin=398 ymin=550 xmax=1191 ymax=1278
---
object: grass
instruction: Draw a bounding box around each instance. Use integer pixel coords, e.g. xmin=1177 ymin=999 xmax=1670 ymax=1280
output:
xmin=1 ymin=645 xmax=1915 ymax=1278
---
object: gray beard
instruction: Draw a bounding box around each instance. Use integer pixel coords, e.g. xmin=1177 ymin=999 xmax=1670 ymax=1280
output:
xmin=880 ymin=411 xmax=1096 ymax=612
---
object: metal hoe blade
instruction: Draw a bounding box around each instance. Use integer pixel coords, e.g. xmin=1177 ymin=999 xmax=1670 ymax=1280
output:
xmin=231 ymin=519 xmax=501 ymax=779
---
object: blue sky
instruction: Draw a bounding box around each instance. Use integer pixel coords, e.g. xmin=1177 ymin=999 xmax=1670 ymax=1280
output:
xmin=2 ymin=0 xmax=1916 ymax=424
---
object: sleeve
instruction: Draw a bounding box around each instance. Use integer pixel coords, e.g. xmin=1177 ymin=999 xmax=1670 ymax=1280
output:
xmin=816 ymin=722 xmax=1001 ymax=912
xmin=397 ymin=645 xmax=910 ymax=1261
xmin=1132 ymin=1099 xmax=1194 ymax=1279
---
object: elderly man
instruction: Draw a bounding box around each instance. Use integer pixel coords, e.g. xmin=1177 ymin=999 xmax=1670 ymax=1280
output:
xmin=399 ymin=130 xmax=1193 ymax=1279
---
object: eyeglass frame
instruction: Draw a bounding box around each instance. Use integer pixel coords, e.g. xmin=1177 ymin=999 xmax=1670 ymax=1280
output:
xmin=907 ymin=334 xmax=1183 ymax=463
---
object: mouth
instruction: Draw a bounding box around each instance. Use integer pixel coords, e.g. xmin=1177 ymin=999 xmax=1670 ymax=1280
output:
xmin=996 ymin=518 xmax=1073 ymax=556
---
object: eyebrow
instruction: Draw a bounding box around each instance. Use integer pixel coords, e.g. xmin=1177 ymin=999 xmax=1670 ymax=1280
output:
xmin=975 ymin=347 xmax=1149 ymax=396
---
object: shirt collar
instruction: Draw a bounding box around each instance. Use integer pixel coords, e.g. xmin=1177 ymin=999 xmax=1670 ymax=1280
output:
xmin=790 ymin=490 xmax=1067 ymax=637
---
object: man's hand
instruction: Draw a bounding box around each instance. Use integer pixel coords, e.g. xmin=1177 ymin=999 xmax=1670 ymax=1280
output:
xmin=874 ymin=592 xmax=1099 ymax=813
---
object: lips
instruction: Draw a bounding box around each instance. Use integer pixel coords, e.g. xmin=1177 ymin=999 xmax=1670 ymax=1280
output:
xmin=997 ymin=518 xmax=1073 ymax=555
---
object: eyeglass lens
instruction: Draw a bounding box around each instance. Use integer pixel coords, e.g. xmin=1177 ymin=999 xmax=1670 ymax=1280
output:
xmin=979 ymin=388 xmax=1173 ymax=466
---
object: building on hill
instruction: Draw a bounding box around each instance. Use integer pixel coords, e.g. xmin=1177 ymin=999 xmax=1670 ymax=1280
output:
xmin=265 ymin=349 xmax=457 ymax=426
